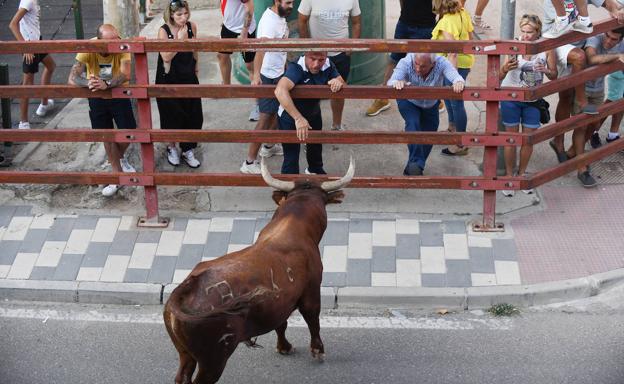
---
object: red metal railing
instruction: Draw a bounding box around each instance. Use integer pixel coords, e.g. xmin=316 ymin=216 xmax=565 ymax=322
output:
xmin=1 ymin=18 xmax=624 ymax=230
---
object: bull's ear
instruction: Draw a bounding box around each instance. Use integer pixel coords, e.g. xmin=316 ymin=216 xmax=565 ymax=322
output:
xmin=326 ymin=190 xmax=345 ymax=204
xmin=272 ymin=191 xmax=288 ymax=205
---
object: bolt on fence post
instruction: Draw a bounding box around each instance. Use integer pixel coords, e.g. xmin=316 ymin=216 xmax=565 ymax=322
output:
xmin=0 ymin=63 xmax=12 ymax=165
xmin=73 ymin=0 xmax=84 ymax=40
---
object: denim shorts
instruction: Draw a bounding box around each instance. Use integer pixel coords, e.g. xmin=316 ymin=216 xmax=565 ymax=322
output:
xmin=258 ymin=74 xmax=281 ymax=114
xmin=390 ymin=21 xmax=434 ymax=63
xmin=500 ymin=101 xmax=540 ymax=129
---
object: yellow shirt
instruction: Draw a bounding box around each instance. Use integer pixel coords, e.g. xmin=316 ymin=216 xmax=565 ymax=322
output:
xmin=75 ymin=41 xmax=131 ymax=84
xmin=431 ymin=9 xmax=475 ymax=69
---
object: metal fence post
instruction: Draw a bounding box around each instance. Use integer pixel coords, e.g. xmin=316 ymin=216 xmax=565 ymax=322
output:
xmin=134 ymin=40 xmax=169 ymax=228
xmin=73 ymin=0 xmax=84 ymax=40
xmin=0 ymin=63 xmax=13 ymax=166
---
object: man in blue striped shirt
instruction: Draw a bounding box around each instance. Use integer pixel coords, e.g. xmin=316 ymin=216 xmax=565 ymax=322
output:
xmin=388 ymin=53 xmax=465 ymax=175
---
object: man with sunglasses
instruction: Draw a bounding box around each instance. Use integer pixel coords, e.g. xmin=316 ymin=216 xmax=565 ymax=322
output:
xmin=68 ymin=24 xmax=137 ymax=197
xmin=218 ymin=0 xmax=259 ymax=121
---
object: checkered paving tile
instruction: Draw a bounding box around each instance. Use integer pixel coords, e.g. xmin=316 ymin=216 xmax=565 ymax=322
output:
xmin=0 ymin=207 xmax=522 ymax=287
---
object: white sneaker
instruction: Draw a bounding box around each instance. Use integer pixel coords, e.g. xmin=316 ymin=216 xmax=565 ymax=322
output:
xmin=543 ymin=18 xmax=572 ymax=39
xmin=522 ymin=188 xmax=535 ymax=195
xmin=120 ymin=158 xmax=136 ymax=173
xmin=304 ymin=168 xmax=315 ymax=175
xmin=35 ymin=100 xmax=54 ymax=117
xmin=331 ymin=124 xmax=346 ymax=131
xmin=501 ymin=190 xmax=515 ymax=197
xmin=240 ymin=160 xmax=261 ymax=174
xmin=102 ymin=184 xmax=120 ymax=197
xmin=18 ymin=121 xmax=31 ymax=130
xmin=572 ymin=19 xmax=593 ymax=34
xmin=167 ymin=147 xmax=180 ymax=166
xmin=249 ymin=104 xmax=260 ymax=121
xmin=182 ymin=149 xmax=200 ymax=168
xmin=259 ymin=144 xmax=283 ymax=158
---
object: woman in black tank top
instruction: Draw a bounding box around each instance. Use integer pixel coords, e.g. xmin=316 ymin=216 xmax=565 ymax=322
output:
xmin=156 ymin=1 xmax=203 ymax=168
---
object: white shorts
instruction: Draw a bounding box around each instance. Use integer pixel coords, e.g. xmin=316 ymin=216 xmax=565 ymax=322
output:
xmin=555 ymin=44 xmax=576 ymax=78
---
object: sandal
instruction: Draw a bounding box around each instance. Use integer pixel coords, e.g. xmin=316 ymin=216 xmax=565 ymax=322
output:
xmin=472 ymin=16 xmax=493 ymax=34
xmin=441 ymin=146 xmax=469 ymax=156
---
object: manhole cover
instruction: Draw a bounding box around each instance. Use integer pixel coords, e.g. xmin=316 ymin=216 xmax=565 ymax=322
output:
xmin=592 ymin=152 xmax=624 ymax=184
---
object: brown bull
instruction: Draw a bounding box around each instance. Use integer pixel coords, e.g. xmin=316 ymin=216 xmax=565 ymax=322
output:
xmin=163 ymin=158 xmax=354 ymax=384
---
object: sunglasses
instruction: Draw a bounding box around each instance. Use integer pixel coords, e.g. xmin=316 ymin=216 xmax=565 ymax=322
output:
xmin=170 ymin=0 xmax=188 ymax=10
xmin=521 ymin=14 xmax=540 ymax=22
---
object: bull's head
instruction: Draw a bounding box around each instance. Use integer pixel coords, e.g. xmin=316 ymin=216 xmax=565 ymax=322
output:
xmin=261 ymin=157 xmax=355 ymax=205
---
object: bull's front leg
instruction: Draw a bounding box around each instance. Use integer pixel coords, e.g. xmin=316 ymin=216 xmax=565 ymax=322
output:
xmin=275 ymin=321 xmax=295 ymax=355
xmin=299 ymin=292 xmax=325 ymax=362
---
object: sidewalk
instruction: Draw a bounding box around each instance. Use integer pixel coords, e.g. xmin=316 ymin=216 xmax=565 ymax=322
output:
xmin=1 ymin=1 xmax=623 ymax=308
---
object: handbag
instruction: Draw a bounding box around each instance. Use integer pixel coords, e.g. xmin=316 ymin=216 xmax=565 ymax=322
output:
xmin=528 ymin=98 xmax=550 ymax=124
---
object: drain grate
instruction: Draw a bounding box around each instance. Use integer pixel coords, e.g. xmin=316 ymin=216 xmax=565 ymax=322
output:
xmin=591 ymin=152 xmax=624 ymax=184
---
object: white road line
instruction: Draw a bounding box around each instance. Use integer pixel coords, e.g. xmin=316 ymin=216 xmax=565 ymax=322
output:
xmin=0 ymin=307 xmax=512 ymax=330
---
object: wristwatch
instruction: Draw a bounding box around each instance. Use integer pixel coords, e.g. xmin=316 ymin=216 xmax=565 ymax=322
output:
xmin=104 ymin=79 xmax=112 ymax=88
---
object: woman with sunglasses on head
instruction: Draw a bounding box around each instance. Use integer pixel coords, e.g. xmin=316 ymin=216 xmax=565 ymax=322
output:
xmin=156 ymin=0 xmax=203 ymax=168
xmin=499 ymin=14 xmax=557 ymax=197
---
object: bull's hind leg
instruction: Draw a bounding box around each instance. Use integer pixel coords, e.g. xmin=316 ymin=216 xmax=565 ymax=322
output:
xmin=164 ymin=310 xmax=197 ymax=384
xmin=298 ymin=290 xmax=325 ymax=362
xmin=275 ymin=321 xmax=295 ymax=355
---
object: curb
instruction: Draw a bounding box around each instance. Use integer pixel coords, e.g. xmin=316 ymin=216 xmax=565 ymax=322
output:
xmin=337 ymin=268 xmax=624 ymax=309
xmin=1 ymin=268 xmax=623 ymax=308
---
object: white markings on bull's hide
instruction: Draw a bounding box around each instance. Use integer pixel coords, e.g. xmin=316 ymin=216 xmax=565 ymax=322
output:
xmin=205 ymin=280 xmax=235 ymax=304
xmin=270 ymin=268 xmax=280 ymax=291
xmin=286 ymin=267 xmax=295 ymax=283
xmin=0 ymin=306 xmax=513 ymax=330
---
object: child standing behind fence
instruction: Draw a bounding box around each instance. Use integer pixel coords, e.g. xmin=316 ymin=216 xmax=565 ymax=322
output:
xmin=9 ymin=0 xmax=56 ymax=130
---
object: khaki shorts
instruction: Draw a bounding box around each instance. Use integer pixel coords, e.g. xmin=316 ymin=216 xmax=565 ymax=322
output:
xmin=573 ymin=90 xmax=604 ymax=114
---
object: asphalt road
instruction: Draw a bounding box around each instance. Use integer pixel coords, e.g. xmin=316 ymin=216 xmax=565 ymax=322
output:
xmin=1 ymin=301 xmax=623 ymax=384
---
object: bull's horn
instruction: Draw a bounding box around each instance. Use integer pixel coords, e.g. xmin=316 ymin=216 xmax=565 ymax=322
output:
xmin=261 ymin=158 xmax=295 ymax=192
xmin=321 ymin=157 xmax=355 ymax=192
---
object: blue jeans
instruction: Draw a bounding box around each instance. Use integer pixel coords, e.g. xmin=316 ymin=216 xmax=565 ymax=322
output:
xmin=397 ymin=99 xmax=440 ymax=170
xmin=443 ymin=68 xmax=470 ymax=133
xmin=390 ymin=21 xmax=434 ymax=63
xmin=279 ymin=112 xmax=324 ymax=174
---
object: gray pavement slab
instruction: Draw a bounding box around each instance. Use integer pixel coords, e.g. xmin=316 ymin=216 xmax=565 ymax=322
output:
xmin=109 ymin=231 xmax=139 ymax=256
xmin=372 ymin=247 xmax=396 ymax=273
xmin=346 ymin=259 xmax=372 ymax=287
xmin=19 ymin=229 xmax=48 ymax=253
xmin=53 ymin=254 xmax=84 ymax=281
xmin=124 ymin=268 xmax=150 ymax=284
xmin=82 ymin=243 xmax=111 ymax=267
xmin=396 ymin=234 xmax=420 ymax=259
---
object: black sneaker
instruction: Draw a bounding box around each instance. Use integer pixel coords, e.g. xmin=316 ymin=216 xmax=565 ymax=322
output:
xmin=403 ymin=163 xmax=423 ymax=176
xmin=606 ymin=135 xmax=620 ymax=143
xmin=590 ymin=132 xmax=602 ymax=149
xmin=549 ymin=140 xmax=568 ymax=163
xmin=577 ymin=171 xmax=597 ymax=188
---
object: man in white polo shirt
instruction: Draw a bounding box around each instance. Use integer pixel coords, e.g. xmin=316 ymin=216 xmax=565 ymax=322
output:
xmin=240 ymin=0 xmax=295 ymax=174
xmin=298 ymin=0 xmax=361 ymax=131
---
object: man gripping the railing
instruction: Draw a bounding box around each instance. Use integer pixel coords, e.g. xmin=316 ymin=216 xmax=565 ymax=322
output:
xmin=388 ymin=52 xmax=465 ymax=176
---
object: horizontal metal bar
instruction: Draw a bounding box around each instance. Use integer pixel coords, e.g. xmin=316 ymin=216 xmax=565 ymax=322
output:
xmin=0 ymin=38 xmax=527 ymax=55
xmin=0 ymin=84 xmax=526 ymax=101
xmin=529 ymin=136 xmax=624 ymax=188
xmin=0 ymin=129 xmax=526 ymax=146
xmin=528 ymin=98 xmax=624 ymax=145
xmin=460 ymin=177 xmax=527 ymax=190
xmin=0 ymin=171 xmax=517 ymax=190
xmin=529 ymin=17 xmax=622 ymax=54
xmin=527 ymin=60 xmax=624 ymax=100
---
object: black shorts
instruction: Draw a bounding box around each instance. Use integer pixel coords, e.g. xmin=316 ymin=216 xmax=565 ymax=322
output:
xmin=329 ymin=52 xmax=351 ymax=82
xmin=22 ymin=53 xmax=48 ymax=74
xmin=258 ymin=74 xmax=282 ymax=114
xmin=219 ymin=25 xmax=256 ymax=63
xmin=88 ymin=98 xmax=137 ymax=130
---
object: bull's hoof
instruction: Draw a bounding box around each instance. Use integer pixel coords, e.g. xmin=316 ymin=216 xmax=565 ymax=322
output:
xmin=276 ymin=346 xmax=296 ymax=355
xmin=310 ymin=348 xmax=325 ymax=363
